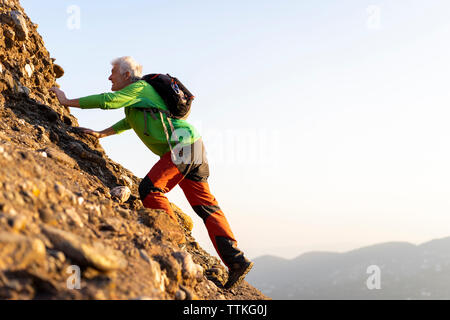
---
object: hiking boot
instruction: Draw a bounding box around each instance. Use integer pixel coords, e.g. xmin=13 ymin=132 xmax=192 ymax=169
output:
xmin=224 ymin=258 xmax=254 ymax=290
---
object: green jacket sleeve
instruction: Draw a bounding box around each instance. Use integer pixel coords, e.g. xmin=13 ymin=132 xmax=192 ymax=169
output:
xmin=79 ymin=81 xmax=148 ymax=110
xmin=112 ymin=118 xmax=131 ymax=134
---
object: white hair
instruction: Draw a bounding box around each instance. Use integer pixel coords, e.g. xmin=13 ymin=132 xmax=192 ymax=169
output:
xmin=111 ymin=56 xmax=143 ymax=80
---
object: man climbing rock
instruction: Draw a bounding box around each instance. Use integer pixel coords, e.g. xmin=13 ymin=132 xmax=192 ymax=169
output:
xmin=49 ymin=56 xmax=253 ymax=289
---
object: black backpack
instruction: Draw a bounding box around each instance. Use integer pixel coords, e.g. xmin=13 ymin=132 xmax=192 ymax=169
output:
xmin=142 ymin=73 xmax=194 ymax=119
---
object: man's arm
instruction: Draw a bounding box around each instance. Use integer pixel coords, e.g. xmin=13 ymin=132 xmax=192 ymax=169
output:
xmin=50 ymin=84 xmax=146 ymax=110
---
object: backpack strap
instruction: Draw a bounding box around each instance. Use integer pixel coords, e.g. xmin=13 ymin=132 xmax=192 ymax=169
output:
xmin=143 ymin=108 xmax=157 ymax=136
xmin=166 ymin=117 xmax=178 ymax=142
xmin=142 ymin=107 xmax=169 ymax=136
xmin=158 ymin=111 xmax=177 ymax=161
xmin=140 ymin=107 xmax=179 ymax=160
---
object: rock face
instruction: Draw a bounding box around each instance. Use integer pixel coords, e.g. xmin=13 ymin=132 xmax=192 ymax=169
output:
xmin=0 ymin=0 xmax=268 ymax=300
xmin=0 ymin=2 xmax=71 ymax=115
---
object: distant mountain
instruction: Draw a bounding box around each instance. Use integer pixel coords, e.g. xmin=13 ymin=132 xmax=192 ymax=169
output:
xmin=247 ymin=237 xmax=450 ymax=299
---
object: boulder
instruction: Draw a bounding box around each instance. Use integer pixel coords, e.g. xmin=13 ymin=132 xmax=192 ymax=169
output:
xmin=41 ymin=225 xmax=128 ymax=272
xmin=172 ymin=251 xmax=203 ymax=281
xmin=110 ymin=186 xmax=131 ymax=203
xmin=0 ymin=232 xmax=45 ymax=270
xmin=10 ymin=11 xmax=28 ymax=41
xmin=53 ymin=64 xmax=64 ymax=78
xmin=45 ymin=147 xmax=77 ymax=168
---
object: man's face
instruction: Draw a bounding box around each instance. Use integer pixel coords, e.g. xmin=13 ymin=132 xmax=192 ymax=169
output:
xmin=108 ymin=64 xmax=130 ymax=91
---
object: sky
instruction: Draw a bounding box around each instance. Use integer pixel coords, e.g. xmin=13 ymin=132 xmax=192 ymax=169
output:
xmin=20 ymin=0 xmax=450 ymax=260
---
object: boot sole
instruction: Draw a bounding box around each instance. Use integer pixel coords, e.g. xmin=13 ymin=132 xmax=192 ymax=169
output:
xmin=224 ymin=261 xmax=254 ymax=290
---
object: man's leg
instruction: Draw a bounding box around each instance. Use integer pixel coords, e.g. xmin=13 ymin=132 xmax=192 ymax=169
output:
xmin=179 ymin=178 xmax=253 ymax=289
xmin=179 ymin=179 xmax=243 ymax=266
xmin=138 ymin=151 xmax=184 ymax=222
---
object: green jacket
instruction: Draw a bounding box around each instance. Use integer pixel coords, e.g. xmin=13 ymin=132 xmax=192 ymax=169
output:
xmin=79 ymin=80 xmax=201 ymax=157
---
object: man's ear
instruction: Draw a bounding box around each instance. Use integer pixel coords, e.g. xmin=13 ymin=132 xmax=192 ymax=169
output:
xmin=125 ymin=71 xmax=131 ymax=80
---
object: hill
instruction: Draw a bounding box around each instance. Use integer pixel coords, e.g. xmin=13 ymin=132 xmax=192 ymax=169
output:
xmin=0 ymin=0 xmax=268 ymax=300
xmin=247 ymin=239 xmax=450 ymax=299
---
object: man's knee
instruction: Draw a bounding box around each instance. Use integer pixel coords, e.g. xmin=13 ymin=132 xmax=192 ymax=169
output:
xmin=139 ymin=176 xmax=164 ymax=200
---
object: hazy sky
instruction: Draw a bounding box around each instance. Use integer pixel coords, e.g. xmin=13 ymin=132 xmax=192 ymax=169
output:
xmin=21 ymin=0 xmax=450 ymax=259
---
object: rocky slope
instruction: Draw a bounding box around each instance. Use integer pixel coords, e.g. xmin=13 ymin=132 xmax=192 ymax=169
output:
xmin=0 ymin=0 xmax=268 ymax=300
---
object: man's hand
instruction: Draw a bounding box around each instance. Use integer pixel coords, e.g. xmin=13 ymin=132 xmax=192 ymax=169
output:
xmin=49 ymin=87 xmax=80 ymax=108
xmin=49 ymin=87 xmax=68 ymax=105
xmin=77 ymin=127 xmax=103 ymax=138
xmin=76 ymin=126 xmax=116 ymax=139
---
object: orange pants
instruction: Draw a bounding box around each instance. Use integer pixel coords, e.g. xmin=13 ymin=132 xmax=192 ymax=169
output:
xmin=138 ymin=139 xmax=245 ymax=268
